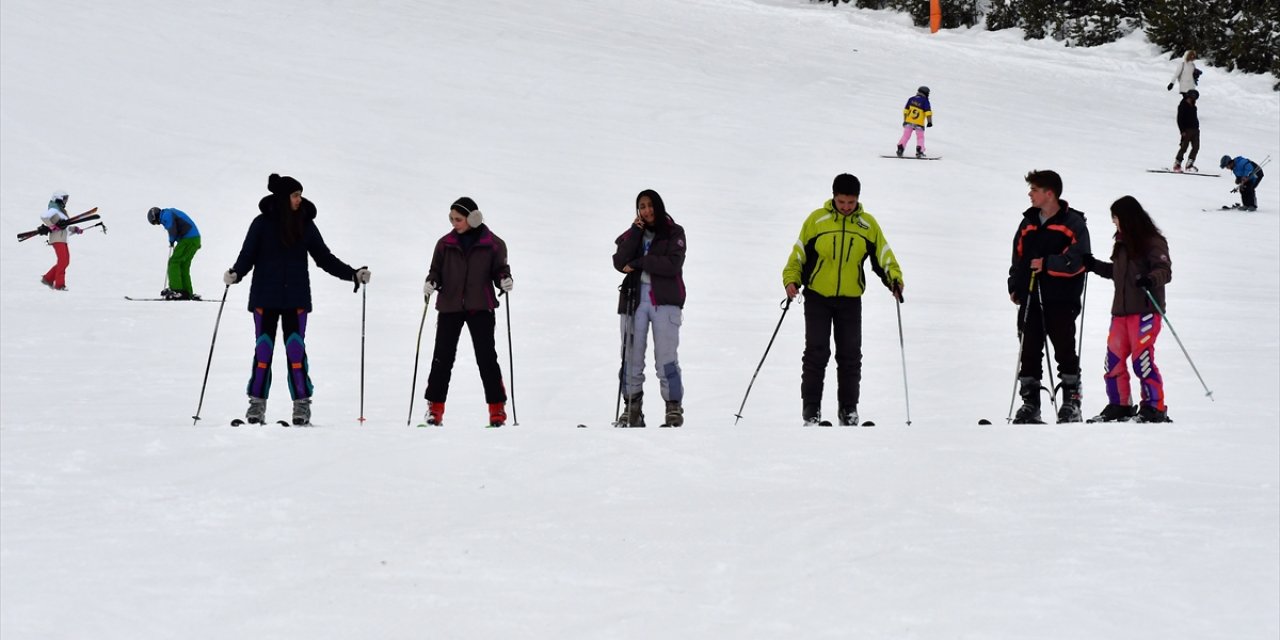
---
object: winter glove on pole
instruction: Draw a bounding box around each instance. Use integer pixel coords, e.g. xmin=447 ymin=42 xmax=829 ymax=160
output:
xmin=223 ymin=269 xmax=239 ymax=285
xmin=353 ymin=266 xmax=371 ymax=292
xmin=499 ymin=276 xmax=514 ymax=293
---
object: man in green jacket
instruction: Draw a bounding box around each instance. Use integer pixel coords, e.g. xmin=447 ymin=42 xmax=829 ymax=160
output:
xmin=783 ymin=173 xmax=905 ymax=426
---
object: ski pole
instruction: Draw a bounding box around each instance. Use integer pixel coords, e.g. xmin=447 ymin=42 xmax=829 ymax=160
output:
xmin=358 ymin=283 xmax=367 ymax=424
xmin=1143 ymin=288 xmax=1214 ymax=401
xmin=895 ymin=296 xmax=911 ymax=426
xmin=81 ymin=221 xmax=107 ymax=234
xmin=733 ymin=297 xmax=792 ymax=425
xmin=1036 ymin=280 xmax=1061 ymax=417
xmin=503 ymin=291 xmax=518 ymax=426
xmin=163 ymin=246 xmax=173 ymax=294
xmin=615 ymin=282 xmax=636 ymax=427
xmin=192 ymin=284 xmax=231 ymax=425
xmin=407 ymin=296 xmax=430 ymax=426
xmin=1003 ymin=275 xmax=1034 ymax=424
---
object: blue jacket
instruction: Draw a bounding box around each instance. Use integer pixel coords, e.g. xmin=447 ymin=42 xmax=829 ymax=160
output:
xmin=1228 ymin=157 xmax=1263 ymax=184
xmin=159 ymin=208 xmax=200 ymax=245
xmin=230 ymin=196 xmax=357 ymax=312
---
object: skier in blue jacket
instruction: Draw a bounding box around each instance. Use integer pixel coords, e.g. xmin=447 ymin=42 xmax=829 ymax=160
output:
xmin=148 ymin=207 xmax=202 ymax=300
xmin=1219 ymin=155 xmax=1265 ymax=211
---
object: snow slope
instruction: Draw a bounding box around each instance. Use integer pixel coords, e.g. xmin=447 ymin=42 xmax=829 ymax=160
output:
xmin=2 ymin=0 xmax=1277 ymax=638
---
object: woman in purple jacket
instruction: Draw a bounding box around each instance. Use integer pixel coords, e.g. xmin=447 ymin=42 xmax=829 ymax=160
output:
xmin=420 ymin=197 xmax=513 ymax=428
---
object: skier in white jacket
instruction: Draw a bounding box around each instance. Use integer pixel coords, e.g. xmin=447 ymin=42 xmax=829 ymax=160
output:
xmin=39 ymin=190 xmax=83 ymax=290
xmin=1167 ymin=50 xmax=1199 ymax=95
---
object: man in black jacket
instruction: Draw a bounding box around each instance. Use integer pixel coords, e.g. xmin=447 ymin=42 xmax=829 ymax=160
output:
xmin=1008 ymin=170 xmax=1091 ymax=424
xmin=1174 ymin=89 xmax=1199 ymax=172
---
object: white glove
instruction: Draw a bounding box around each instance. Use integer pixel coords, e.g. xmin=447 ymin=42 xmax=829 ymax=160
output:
xmin=354 ymin=268 xmax=372 ymax=284
xmin=223 ymin=269 xmax=239 ymax=285
xmin=70 ymin=226 xmax=84 ymax=235
xmin=499 ymin=276 xmax=514 ymax=293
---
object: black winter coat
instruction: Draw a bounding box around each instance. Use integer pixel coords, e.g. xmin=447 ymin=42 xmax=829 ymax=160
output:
xmin=1177 ymin=100 xmax=1198 ymax=132
xmin=231 ymin=196 xmax=357 ymax=312
xmin=1008 ymin=201 xmax=1091 ymax=305
xmin=613 ymin=215 xmax=687 ymax=314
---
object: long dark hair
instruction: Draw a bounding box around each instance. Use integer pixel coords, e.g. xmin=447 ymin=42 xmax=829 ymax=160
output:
xmin=635 ymin=189 xmax=669 ymax=232
xmin=1110 ymin=195 xmax=1164 ymax=257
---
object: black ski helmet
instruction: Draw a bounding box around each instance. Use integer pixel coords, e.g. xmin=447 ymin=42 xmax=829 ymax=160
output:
xmin=147 ymin=207 xmax=161 ymax=225
xmin=918 ymin=86 xmax=930 ymax=97
xmin=1220 ymin=155 xmax=1233 ymax=169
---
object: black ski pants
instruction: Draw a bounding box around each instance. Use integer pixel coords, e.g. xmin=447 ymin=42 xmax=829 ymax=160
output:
xmin=1017 ymin=298 xmax=1081 ymax=382
xmin=425 ymin=310 xmax=507 ymax=404
xmin=801 ymin=290 xmax=862 ymax=409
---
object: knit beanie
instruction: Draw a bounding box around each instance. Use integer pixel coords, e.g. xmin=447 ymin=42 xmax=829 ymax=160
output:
xmin=267 ymin=173 xmax=304 ymax=196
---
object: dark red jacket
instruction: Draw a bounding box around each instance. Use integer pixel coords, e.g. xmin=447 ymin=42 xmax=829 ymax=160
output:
xmin=426 ymin=225 xmax=511 ymax=313
xmin=1090 ymin=235 xmax=1172 ymax=315
xmin=613 ymin=215 xmax=686 ymax=314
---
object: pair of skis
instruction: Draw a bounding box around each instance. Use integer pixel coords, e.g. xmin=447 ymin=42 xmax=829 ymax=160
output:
xmin=16 ymin=207 xmax=100 ymax=242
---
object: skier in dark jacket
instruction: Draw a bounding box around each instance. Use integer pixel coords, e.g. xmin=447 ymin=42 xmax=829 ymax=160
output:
xmin=225 ymin=174 xmax=371 ymax=425
xmin=1082 ymin=196 xmax=1173 ymax=423
xmin=420 ymin=197 xmax=513 ymax=428
xmin=1173 ymin=89 xmax=1199 ymax=172
xmin=613 ymin=189 xmax=687 ymax=427
xmin=1008 ymin=170 xmax=1091 ymax=424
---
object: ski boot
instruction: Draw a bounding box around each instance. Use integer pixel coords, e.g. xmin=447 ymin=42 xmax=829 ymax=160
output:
xmin=617 ymin=392 xmax=645 ymax=427
xmin=246 ymin=397 xmax=267 ymax=425
xmin=838 ymin=405 xmax=859 ymax=426
xmin=803 ymin=401 xmax=825 ymax=426
xmin=1186 ymin=162 xmax=1198 ymax=172
xmin=423 ymin=401 xmax=445 ymax=426
xmin=292 ymin=398 xmax=312 ymax=426
xmin=1087 ymin=404 xmax=1137 ymax=423
xmin=916 ymin=145 xmax=925 ymax=158
xmin=1172 ymin=162 xmax=1183 ymax=173
xmin=1012 ymin=377 xmax=1044 ymax=424
xmin=488 ymin=402 xmax=506 ymax=428
xmin=1135 ymin=404 xmax=1171 ymax=423
xmin=895 ymin=144 xmax=904 ymax=158
xmin=662 ymin=401 xmax=684 ymax=427
xmin=1056 ymin=375 xmax=1084 ymax=423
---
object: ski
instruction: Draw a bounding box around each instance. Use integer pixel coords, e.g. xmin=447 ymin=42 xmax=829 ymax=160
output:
xmin=230 ymin=418 xmax=292 ymax=427
xmin=1204 ymin=204 xmax=1257 ymax=212
xmin=124 ymin=296 xmax=214 ymax=302
xmin=1146 ymin=169 xmax=1220 ymax=177
xmin=880 ymin=155 xmax=941 ymax=160
xmin=16 ymin=208 xmax=101 ymax=242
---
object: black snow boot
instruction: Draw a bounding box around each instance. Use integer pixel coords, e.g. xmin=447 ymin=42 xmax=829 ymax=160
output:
xmin=838 ymin=405 xmax=859 ymax=426
xmin=895 ymin=144 xmax=904 ymax=158
xmin=803 ymin=401 xmax=823 ymax=426
xmin=1056 ymin=375 xmax=1083 ymax=423
xmin=618 ymin=392 xmax=645 ymax=427
xmin=1088 ymin=404 xmax=1137 ymax=423
xmin=1136 ymin=404 xmax=1172 ymax=423
xmin=1013 ymin=377 xmax=1043 ymax=424
xmin=662 ymin=401 xmax=683 ymax=427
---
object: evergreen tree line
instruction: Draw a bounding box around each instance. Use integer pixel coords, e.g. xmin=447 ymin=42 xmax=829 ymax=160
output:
xmin=820 ymin=0 xmax=1279 ymax=89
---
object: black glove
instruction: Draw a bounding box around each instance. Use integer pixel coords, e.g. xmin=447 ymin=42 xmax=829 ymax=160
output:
xmin=1166 ymin=82 xmax=1174 ymax=91
xmin=1081 ymin=254 xmax=1097 ymax=271
xmin=891 ymin=281 xmax=904 ymax=303
xmin=926 ymin=122 xmax=933 ymax=128
xmin=1136 ymin=275 xmax=1153 ymax=290
xmin=37 ymin=226 xmax=50 ymax=236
